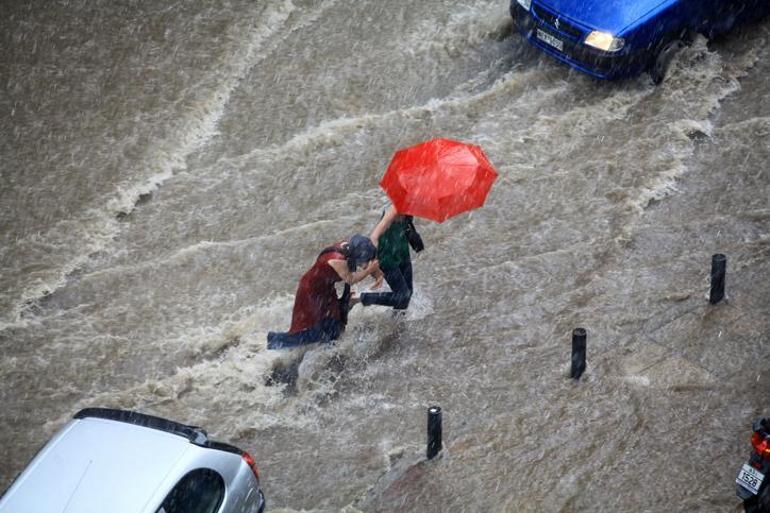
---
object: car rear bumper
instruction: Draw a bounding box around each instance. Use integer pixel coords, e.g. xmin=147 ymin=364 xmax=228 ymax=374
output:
xmin=511 ymin=3 xmax=649 ymax=80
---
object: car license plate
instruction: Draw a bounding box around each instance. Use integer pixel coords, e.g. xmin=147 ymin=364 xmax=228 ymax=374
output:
xmin=736 ymin=464 xmax=765 ymax=495
xmin=536 ymin=29 xmax=563 ymax=52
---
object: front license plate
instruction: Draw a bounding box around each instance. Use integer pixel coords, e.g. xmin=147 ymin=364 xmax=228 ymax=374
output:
xmin=737 ymin=464 xmax=765 ymax=495
xmin=536 ymin=29 xmax=563 ymax=52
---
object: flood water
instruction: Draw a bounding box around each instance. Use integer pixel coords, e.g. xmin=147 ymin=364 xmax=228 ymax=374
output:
xmin=1 ymin=1 xmax=768 ymax=512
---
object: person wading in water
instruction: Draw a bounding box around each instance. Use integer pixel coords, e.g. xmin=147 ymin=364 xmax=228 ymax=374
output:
xmin=267 ymin=234 xmax=379 ymax=350
xmin=357 ymin=204 xmax=423 ymax=312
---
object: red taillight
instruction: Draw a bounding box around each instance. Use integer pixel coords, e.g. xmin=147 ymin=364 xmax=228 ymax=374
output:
xmin=243 ymin=452 xmax=260 ymax=480
xmin=751 ymin=432 xmax=770 ymax=460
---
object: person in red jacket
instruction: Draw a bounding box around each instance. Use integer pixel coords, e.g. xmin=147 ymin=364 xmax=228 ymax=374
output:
xmin=267 ymin=234 xmax=380 ymax=350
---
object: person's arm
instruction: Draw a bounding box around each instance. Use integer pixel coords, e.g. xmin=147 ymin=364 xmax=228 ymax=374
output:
xmin=370 ymin=267 xmax=384 ymax=289
xmin=369 ymin=205 xmax=399 ymax=248
xmin=328 ymin=259 xmax=380 ymax=285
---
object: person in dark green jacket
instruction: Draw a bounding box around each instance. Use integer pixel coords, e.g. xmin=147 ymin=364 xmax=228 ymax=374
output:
xmin=358 ymin=204 xmax=415 ymax=310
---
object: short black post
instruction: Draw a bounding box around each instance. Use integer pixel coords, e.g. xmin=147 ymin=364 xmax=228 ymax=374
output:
xmin=571 ymin=328 xmax=587 ymax=380
xmin=709 ymin=254 xmax=726 ymax=304
xmin=426 ymin=406 xmax=442 ymax=460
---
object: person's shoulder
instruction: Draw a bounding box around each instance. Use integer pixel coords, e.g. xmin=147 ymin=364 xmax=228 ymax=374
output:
xmin=325 ymin=256 xmax=347 ymax=274
xmin=320 ymin=251 xmax=345 ymax=263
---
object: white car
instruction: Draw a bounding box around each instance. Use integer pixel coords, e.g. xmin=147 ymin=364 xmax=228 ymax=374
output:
xmin=0 ymin=408 xmax=266 ymax=513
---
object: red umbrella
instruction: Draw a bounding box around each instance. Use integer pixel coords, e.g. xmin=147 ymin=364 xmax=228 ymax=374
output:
xmin=379 ymin=138 xmax=498 ymax=223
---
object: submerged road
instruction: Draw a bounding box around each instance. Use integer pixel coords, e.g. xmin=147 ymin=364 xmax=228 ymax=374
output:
xmin=1 ymin=1 xmax=768 ymax=511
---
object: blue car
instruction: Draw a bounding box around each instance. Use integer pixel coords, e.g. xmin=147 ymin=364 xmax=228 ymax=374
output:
xmin=511 ymin=0 xmax=769 ymax=83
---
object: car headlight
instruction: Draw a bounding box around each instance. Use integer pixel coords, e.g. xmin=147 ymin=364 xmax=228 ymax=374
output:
xmin=584 ymin=31 xmax=625 ymax=52
xmin=516 ymin=0 xmax=532 ymax=11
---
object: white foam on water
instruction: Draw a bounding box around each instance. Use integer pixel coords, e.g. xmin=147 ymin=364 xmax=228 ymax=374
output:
xmin=405 ymin=0 xmax=512 ymax=57
xmin=223 ymin=65 xmax=536 ymax=171
xmin=42 ymin=294 xmax=308 ymax=436
xmin=68 ymin=218 xmax=339 ymax=284
xmin=628 ymin=37 xmax=763 ymax=212
xmin=262 ymin=284 xmax=433 ymax=399
xmin=621 ymin=375 xmax=652 ymax=387
xmin=628 ymin=120 xmax=706 ymax=211
xmin=3 ymin=0 xmax=299 ymax=327
xmin=720 ymin=115 xmax=770 ymax=135
xmin=38 ymin=280 xmax=432 ymax=439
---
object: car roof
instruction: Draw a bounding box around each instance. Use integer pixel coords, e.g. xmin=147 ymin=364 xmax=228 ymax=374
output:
xmin=0 ymin=409 xmax=242 ymax=513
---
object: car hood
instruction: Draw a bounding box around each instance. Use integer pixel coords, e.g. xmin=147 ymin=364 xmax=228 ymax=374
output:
xmin=535 ymin=0 xmax=672 ymax=33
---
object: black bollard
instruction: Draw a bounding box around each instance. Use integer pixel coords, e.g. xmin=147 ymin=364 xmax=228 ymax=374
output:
xmin=571 ymin=328 xmax=587 ymax=380
xmin=709 ymin=254 xmax=726 ymax=304
xmin=426 ymin=406 xmax=442 ymax=460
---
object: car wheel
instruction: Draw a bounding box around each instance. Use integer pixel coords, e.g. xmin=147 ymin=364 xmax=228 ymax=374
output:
xmin=649 ymin=38 xmax=684 ymax=85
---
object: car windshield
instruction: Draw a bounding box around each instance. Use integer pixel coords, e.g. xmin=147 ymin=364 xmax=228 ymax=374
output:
xmin=156 ymin=469 xmax=224 ymax=513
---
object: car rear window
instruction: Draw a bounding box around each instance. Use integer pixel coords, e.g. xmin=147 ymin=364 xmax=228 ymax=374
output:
xmin=156 ymin=469 xmax=224 ymax=513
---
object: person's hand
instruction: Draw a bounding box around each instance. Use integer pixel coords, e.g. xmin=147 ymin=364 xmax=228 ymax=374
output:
xmin=371 ymin=271 xmax=384 ymax=290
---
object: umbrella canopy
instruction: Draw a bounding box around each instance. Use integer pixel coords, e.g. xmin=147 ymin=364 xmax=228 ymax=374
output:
xmin=379 ymin=138 xmax=498 ymax=223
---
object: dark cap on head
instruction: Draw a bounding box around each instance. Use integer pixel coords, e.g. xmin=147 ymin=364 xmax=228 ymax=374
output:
xmin=347 ymin=234 xmax=377 ymax=271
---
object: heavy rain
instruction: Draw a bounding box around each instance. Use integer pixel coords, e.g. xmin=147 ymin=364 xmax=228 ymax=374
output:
xmin=1 ymin=1 xmax=768 ymax=512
